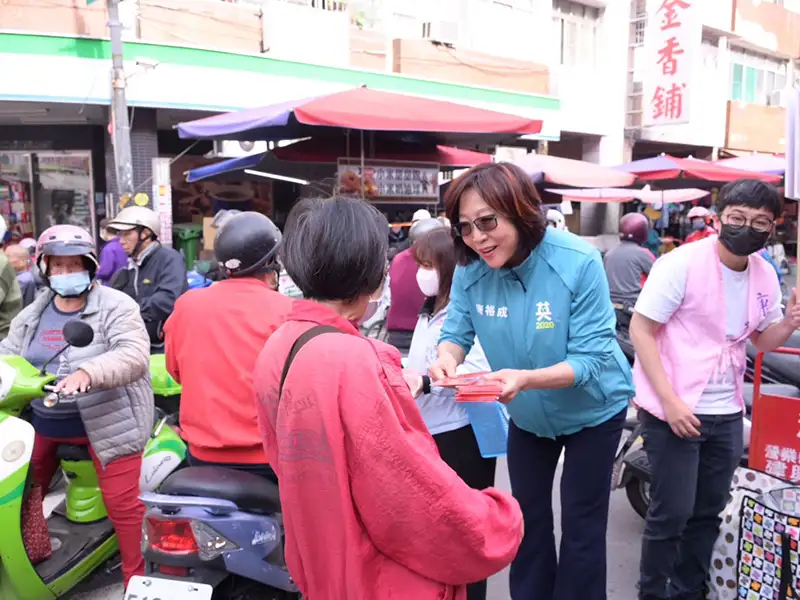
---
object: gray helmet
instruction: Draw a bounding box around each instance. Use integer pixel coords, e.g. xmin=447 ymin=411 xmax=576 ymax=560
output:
xmin=409 ymin=218 xmax=446 ymax=243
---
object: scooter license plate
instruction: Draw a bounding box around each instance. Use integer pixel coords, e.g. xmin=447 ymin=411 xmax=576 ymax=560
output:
xmin=125 ymin=576 xmax=213 ymax=600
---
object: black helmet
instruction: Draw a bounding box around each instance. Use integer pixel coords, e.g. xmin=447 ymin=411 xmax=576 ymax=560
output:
xmin=214 ymin=212 xmax=282 ymax=278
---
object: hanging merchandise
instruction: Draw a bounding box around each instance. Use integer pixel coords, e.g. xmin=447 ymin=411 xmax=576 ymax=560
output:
xmin=0 ymin=179 xmax=33 ymax=239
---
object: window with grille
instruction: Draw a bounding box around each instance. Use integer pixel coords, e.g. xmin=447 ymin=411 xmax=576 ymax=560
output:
xmin=728 ymin=48 xmax=788 ymax=105
xmin=628 ymin=0 xmax=646 ymax=47
xmin=553 ymin=0 xmax=600 ymax=68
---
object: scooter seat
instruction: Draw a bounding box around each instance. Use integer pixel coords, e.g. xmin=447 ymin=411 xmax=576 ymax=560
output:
xmin=159 ymin=466 xmax=281 ymax=515
xmin=56 ymin=444 xmax=92 ymax=462
xmin=743 ymin=383 xmax=800 ymax=411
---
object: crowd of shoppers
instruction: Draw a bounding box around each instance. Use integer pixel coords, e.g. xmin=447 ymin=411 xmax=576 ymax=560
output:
xmin=4 ymin=167 xmax=797 ymax=600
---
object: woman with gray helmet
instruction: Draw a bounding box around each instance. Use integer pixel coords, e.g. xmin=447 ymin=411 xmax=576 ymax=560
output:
xmin=385 ymin=217 xmax=447 ymax=354
xmin=107 ymin=206 xmax=188 ymax=351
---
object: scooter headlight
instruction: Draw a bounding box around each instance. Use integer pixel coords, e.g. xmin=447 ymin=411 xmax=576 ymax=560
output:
xmin=2 ymin=440 xmax=25 ymax=463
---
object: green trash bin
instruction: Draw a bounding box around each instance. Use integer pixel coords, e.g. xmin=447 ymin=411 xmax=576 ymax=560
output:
xmin=173 ymin=223 xmax=203 ymax=270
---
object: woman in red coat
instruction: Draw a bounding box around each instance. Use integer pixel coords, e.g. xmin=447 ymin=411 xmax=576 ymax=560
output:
xmin=253 ymin=196 xmax=523 ymax=600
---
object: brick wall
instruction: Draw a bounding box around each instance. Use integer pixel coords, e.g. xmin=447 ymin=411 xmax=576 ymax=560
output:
xmin=725 ymin=101 xmax=786 ymax=154
xmin=349 ymin=27 xmax=388 ymax=71
xmin=0 ymin=0 xmax=108 ymax=38
xmin=105 ymin=107 xmax=159 ymax=205
xmin=138 ymin=0 xmax=262 ymax=54
xmin=392 ymin=39 xmax=551 ymax=95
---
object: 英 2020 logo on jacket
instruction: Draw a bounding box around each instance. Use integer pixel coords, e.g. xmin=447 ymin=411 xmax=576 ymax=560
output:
xmin=536 ymin=301 xmax=555 ymax=330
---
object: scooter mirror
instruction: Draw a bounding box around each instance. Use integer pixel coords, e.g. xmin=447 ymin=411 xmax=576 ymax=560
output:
xmin=62 ymin=321 xmax=94 ymax=348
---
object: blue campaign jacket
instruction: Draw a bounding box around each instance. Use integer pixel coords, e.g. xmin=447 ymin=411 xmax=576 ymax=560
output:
xmin=439 ymin=228 xmax=634 ymax=439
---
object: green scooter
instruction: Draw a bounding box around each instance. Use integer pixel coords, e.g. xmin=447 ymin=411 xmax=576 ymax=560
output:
xmin=0 ymin=321 xmax=186 ymax=600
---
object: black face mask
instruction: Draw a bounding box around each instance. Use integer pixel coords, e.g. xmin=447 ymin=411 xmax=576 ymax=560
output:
xmin=718 ymin=224 xmax=770 ymax=257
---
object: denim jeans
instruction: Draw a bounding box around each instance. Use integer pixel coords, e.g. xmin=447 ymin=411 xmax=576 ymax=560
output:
xmin=638 ymin=410 xmax=743 ymax=599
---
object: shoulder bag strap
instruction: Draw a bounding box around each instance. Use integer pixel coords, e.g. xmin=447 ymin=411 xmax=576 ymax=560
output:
xmin=278 ymin=325 xmax=341 ymax=399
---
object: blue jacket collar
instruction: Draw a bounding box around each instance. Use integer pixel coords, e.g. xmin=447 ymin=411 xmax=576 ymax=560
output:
xmin=460 ymin=228 xmax=549 ymax=289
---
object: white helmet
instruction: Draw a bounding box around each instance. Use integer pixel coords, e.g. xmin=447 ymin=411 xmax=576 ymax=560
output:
xmin=411 ymin=209 xmax=432 ymax=223
xmin=107 ymin=206 xmax=161 ymax=238
xmin=686 ymin=206 xmax=710 ymax=220
xmin=0 ymin=216 xmax=6 ymax=242
xmin=546 ymin=209 xmax=567 ymax=231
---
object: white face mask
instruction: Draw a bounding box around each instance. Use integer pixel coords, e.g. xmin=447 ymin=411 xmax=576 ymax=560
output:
xmin=416 ymin=268 xmax=440 ymax=297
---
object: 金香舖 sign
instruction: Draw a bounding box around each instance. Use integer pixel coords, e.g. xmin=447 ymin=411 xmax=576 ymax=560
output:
xmin=642 ymin=0 xmax=701 ymax=126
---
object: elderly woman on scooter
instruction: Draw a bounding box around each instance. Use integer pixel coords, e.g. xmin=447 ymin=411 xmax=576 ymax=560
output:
xmin=0 ymin=224 xmax=153 ymax=589
xmin=253 ymin=196 xmax=523 ymax=600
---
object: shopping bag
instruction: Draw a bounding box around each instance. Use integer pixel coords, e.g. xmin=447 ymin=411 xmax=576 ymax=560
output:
xmin=708 ymin=467 xmax=789 ymax=600
xmin=736 ymin=492 xmax=800 ymax=599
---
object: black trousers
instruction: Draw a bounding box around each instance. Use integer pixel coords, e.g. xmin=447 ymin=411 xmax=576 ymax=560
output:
xmin=507 ymin=409 xmax=625 ymax=600
xmin=433 ymin=424 xmax=497 ymax=600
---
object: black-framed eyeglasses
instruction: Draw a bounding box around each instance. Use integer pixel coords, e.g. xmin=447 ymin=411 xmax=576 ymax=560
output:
xmin=453 ymin=215 xmax=498 ymax=237
xmin=723 ymin=212 xmax=774 ymax=234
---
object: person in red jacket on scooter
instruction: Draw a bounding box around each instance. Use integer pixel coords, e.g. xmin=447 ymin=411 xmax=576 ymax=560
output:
xmin=164 ymin=212 xmax=292 ymax=482
xmin=685 ymin=206 xmax=717 ymax=244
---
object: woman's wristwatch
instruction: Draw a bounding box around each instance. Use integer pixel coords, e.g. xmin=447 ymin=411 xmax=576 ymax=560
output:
xmin=421 ymin=375 xmax=431 ymax=395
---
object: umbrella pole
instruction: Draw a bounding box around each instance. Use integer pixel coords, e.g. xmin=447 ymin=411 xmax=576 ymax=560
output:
xmin=360 ymin=129 xmax=365 ymax=200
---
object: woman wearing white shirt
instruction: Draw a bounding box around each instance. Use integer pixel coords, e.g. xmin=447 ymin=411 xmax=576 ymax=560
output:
xmin=404 ymin=227 xmax=496 ymax=600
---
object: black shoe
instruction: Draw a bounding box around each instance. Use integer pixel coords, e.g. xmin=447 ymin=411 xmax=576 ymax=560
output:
xmin=673 ymin=590 xmax=706 ymax=600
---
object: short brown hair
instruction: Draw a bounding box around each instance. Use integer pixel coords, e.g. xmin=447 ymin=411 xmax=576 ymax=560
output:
xmin=444 ymin=162 xmax=547 ymax=265
xmin=411 ymin=228 xmax=456 ymax=314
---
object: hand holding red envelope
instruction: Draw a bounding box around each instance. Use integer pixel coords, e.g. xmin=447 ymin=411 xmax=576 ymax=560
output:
xmin=434 ymin=372 xmax=505 ymax=403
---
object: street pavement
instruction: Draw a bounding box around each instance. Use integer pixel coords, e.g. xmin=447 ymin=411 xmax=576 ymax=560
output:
xmin=65 ymin=455 xmax=645 ymax=600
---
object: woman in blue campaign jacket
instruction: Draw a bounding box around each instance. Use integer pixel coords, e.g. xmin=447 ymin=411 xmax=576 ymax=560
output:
xmin=430 ymin=163 xmax=634 ymax=600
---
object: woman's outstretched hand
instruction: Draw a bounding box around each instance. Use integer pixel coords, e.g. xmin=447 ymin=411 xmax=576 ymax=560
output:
xmin=483 ymin=369 xmax=528 ymax=404
xmin=428 ymin=354 xmax=458 ymax=381
xmin=401 ymin=370 xmax=424 ymax=399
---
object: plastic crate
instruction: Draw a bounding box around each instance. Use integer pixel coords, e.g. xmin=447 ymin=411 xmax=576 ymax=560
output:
xmin=463 ymin=401 xmax=509 ymax=458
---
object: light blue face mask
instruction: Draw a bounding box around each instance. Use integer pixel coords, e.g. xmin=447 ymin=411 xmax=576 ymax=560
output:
xmin=49 ymin=271 xmax=91 ymax=297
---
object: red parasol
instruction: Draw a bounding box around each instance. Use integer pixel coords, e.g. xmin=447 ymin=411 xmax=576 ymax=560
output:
xmin=272 ymin=138 xmax=491 ymax=167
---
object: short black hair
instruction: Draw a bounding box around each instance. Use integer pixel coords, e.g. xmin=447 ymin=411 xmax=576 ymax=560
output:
xmin=717 ymin=179 xmax=782 ymax=220
xmin=281 ymin=196 xmax=388 ymax=302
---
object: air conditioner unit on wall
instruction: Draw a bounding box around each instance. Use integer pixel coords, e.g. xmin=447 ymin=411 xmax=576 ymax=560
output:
xmin=421 ymin=20 xmax=459 ymax=46
xmin=767 ymin=89 xmax=787 ymax=107
xmin=210 ymin=140 xmax=269 ymax=158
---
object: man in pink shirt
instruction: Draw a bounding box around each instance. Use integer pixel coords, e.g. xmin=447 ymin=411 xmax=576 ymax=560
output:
xmin=630 ymin=180 xmax=800 ymax=600
xmin=386 ymin=214 xmax=444 ymax=353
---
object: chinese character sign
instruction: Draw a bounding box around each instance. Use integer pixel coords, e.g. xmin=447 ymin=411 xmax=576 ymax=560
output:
xmin=337 ymin=159 xmax=439 ymax=201
xmin=749 ymin=390 xmax=800 ymax=482
xmin=643 ymin=0 xmax=701 ymax=126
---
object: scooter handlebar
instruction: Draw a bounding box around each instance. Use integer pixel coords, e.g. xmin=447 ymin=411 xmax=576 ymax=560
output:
xmin=41 ymin=385 xmax=85 ymax=408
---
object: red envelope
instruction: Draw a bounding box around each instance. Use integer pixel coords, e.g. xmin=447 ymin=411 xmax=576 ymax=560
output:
xmin=454 ymin=381 xmax=504 ymax=403
xmin=436 ymin=372 xmax=491 ymax=388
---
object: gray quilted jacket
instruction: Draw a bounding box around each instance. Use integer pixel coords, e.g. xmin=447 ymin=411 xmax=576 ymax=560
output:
xmin=0 ymin=285 xmax=154 ymax=466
